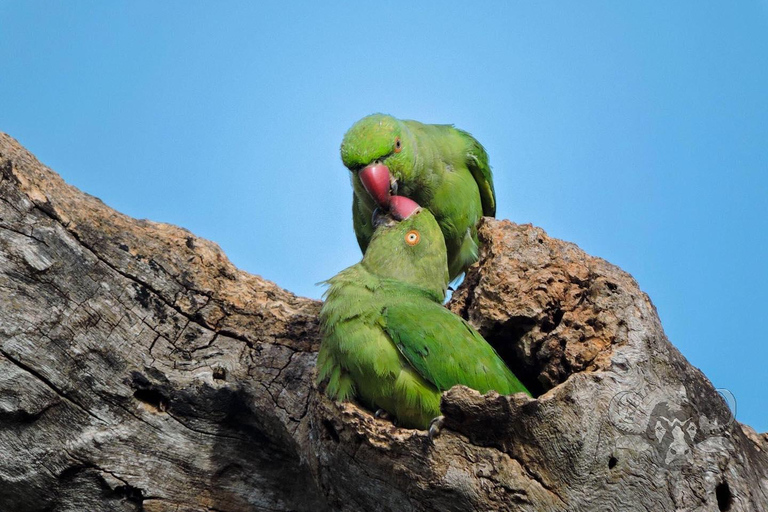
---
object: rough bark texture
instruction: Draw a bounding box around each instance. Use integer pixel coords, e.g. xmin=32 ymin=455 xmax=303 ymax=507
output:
xmin=0 ymin=132 xmax=766 ymax=511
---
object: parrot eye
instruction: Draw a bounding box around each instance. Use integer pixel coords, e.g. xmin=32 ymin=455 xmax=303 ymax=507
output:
xmin=394 ymin=137 xmax=402 ymax=153
xmin=404 ymin=230 xmax=420 ymax=246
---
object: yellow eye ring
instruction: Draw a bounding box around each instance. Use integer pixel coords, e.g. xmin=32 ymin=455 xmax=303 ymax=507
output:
xmin=405 ymin=230 xmax=420 ymax=246
xmin=394 ymin=136 xmax=402 ymax=153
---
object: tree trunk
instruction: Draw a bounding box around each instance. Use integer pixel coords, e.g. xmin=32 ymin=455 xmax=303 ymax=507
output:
xmin=1 ymin=133 xmax=765 ymax=511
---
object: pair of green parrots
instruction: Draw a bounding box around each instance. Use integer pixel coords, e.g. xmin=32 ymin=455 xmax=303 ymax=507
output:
xmin=316 ymin=114 xmax=530 ymax=430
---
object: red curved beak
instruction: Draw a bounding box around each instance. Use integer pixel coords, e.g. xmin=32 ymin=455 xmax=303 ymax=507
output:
xmin=359 ymin=163 xmax=392 ymax=207
xmin=389 ymin=195 xmax=420 ymax=220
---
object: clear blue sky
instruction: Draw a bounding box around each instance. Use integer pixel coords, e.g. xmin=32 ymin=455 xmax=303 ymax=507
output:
xmin=1 ymin=2 xmax=766 ymax=431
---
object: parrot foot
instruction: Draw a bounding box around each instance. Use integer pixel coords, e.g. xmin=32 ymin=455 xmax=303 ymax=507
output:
xmin=428 ymin=416 xmax=445 ymax=443
xmin=375 ymin=409 xmax=391 ymax=421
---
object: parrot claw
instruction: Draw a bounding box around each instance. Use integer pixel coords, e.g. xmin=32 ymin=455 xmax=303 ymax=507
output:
xmin=428 ymin=415 xmax=445 ymax=443
xmin=375 ymin=409 xmax=391 ymax=420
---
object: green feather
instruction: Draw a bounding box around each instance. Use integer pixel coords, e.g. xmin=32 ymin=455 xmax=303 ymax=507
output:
xmin=383 ymin=303 xmax=528 ymax=396
xmin=316 ymin=208 xmax=529 ymax=430
xmin=341 ymin=113 xmax=497 ymax=281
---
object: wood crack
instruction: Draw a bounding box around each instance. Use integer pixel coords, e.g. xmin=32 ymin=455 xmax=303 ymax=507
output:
xmin=0 ymin=348 xmax=108 ymax=425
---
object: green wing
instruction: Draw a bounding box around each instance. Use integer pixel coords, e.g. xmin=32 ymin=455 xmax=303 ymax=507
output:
xmin=459 ymin=130 xmax=496 ymax=217
xmin=382 ymin=301 xmax=528 ymax=396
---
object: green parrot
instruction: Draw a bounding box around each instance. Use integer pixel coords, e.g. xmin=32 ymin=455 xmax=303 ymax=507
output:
xmin=341 ymin=113 xmax=496 ymax=282
xmin=316 ymin=196 xmax=529 ymax=430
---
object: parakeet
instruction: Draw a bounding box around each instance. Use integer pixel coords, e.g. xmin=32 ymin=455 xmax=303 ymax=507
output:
xmin=341 ymin=113 xmax=496 ymax=281
xmin=316 ymin=196 xmax=529 ymax=430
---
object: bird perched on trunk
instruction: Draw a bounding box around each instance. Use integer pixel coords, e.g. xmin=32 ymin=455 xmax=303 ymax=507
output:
xmin=341 ymin=113 xmax=496 ymax=282
xmin=316 ymin=196 xmax=528 ymax=430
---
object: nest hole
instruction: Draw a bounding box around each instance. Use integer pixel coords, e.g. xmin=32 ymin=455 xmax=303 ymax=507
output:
xmin=323 ymin=419 xmax=340 ymax=442
xmin=133 ymin=388 xmax=168 ymax=413
xmin=483 ymin=316 xmax=545 ymax=396
xmin=716 ymin=481 xmax=732 ymax=511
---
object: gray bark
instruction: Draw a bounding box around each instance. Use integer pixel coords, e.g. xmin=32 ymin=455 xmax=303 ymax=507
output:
xmin=0 ymin=132 xmax=766 ymax=511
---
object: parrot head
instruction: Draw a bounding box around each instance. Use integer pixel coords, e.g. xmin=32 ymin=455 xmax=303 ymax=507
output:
xmin=341 ymin=114 xmax=416 ymax=209
xmin=362 ymin=196 xmax=448 ymax=301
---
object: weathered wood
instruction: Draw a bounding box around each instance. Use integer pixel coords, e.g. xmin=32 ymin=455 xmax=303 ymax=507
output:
xmin=1 ymin=133 xmax=766 ymax=511
xmin=0 ymin=134 xmax=325 ymax=512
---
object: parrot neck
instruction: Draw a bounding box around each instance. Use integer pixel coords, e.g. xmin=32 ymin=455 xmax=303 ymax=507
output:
xmin=361 ymin=258 xmax=447 ymax=304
